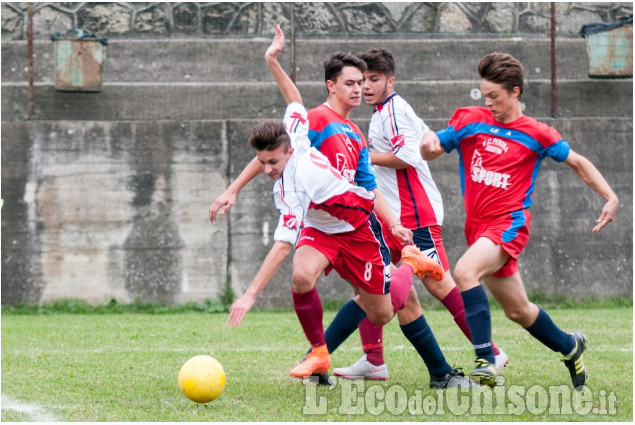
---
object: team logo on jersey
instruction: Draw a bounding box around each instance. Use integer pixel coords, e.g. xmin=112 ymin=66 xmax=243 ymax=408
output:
xmin=470 ymin=150 xmax=511 ymax=189
xmin=335 ymin=153 xmax=356 ymax=183
xmin=482 ymin=137 xmax=509 ymax=155
xmin=283 ymin=214 xmax=298 ymax=230
xmin=344 ymin=137 xmax=355 ymax=153
xmin=289 ymin=112 xmax=306 ymax=124
xmin=391 ymin=134 xmax=406 ymax=150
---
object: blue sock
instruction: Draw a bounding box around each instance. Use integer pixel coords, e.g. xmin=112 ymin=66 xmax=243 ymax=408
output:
xmin=461 ymin=286 xmax=494 ymax=363
xmin=526 ymin=307 xmax=576 ymax=355
xmin=312 ymin=299 xmax=367 ymax=355
xmin=400 ymin=315 xmax=452 ymax=378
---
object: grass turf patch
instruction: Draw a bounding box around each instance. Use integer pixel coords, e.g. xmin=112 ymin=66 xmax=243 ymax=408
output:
xmin=1 ymin=307 xmax=632 ymax=421
xmin=2 ymin=294 xmax=631 ymax=315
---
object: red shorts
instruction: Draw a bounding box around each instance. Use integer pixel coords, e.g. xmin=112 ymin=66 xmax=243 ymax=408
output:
xmin=465 ymin=210 xmax=531 ymax=278
xmin=383 ymin=223 xmax=450 ymax=272
xmin=296 ymin=222 xmax=390 ymax=295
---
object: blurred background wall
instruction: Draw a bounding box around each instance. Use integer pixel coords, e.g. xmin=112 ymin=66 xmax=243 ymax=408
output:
xmin=1 ymin=2 xmax=632 ymax=307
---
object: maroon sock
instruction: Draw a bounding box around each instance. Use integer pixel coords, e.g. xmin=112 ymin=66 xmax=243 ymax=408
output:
xmin=359 ymin=317 xmax=384 ymax=365
xmin=441 ymin=286 xmax=500 ymax=355
xmin=441 ymin=286 xmax=472 ymax=340
xmin=389 ymin=264 xmax=414 ymax=313
xmin=292 ymin=287 xmax=325 ymax=347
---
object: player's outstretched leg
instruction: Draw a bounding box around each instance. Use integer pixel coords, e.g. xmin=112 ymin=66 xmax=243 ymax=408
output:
xmin=563 ymin=332 xmax=587 ymax=390
xmin=437 ymin=286 xmax=509 ymax=373
xmin=400 ymin=315 xmax=478 ymax=389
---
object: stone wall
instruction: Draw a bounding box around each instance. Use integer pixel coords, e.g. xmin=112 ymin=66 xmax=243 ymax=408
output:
xmin=2 ymin=2 xmax=633 ymax=39
xmin=1 ymin=2 xmax=633 ymax=307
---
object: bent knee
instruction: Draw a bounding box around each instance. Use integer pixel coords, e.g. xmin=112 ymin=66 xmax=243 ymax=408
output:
xmin=367 ymin=311 xmax=392 ymax=326
xmin=503 ymin=306 xmax=533 ymax=324
xmin=452 ymin=264 xmax=478 ymax=289
xmin=291 ymin=269 xmax=316 ymax=294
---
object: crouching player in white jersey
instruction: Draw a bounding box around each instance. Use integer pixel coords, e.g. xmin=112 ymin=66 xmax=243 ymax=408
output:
xmin=332 ymin=48 xmax=508 ymax=381
xmin=222 ymin=25 xmax=453 ymax=381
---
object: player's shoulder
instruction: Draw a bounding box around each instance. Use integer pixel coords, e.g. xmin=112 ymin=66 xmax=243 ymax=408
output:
xmin=454 ymin=106 xmax=489 ymax=119
xmin=307 ymin=103 xmax=330 ymax=118
xmin=307 ymin=104 xmax=336 ymax=129
xmin=379 ymin=92 xmax=409 ymax=112
xmin=446 ymin=106 xmax=489 ymax=129
xmin=515 ymin=115 xmax=562 ymax=145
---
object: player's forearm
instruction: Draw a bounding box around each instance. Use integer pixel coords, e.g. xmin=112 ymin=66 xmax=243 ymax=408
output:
xmin=371 ymin=188 xmax=399 ymax=227
xmin=244 ymin=241 xmax=292 ymax=298
xmin=227 ymin=156 xmax=263 ymax=194
xmin=567 ymin=152 xmax=619 ymax=203
xmin=265 ymin=54 xmax=301 ymax=105
xmin=369 ymin=152 xmax=410 ymax=169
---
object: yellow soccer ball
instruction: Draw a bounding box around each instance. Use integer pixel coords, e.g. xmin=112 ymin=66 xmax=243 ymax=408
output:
xmin=178 ymin=355 xmax=226 ymax=403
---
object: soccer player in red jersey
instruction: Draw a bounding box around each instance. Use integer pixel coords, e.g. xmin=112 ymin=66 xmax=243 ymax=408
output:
xmin=420 ymin=52 xmax=619 ymax=389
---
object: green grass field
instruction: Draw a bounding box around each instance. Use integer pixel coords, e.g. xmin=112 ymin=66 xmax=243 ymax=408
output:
xmin=1 ymin=305 xmax=632 ymax=421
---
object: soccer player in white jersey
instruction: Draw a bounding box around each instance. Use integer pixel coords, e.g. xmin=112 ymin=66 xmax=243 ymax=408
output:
xmin=223 ymin=25 xmax=448 ymax=380
xmin=332 ymin=48 xmax=507 ymax=381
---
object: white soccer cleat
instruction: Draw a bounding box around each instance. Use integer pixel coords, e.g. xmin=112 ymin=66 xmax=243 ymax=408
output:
xmin=494 ymin=348 xmax=509 ymax=373
xmin=332 ymin=354 xmax=389 ymax=380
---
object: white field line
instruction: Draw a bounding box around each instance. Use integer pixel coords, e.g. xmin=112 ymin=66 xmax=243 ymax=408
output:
xmin=1 ymin=394 xmax=57 ymax=422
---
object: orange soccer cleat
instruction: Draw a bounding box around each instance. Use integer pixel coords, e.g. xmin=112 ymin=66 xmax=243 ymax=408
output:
xmin=400 ymin=245 xmax=444 ymax=281
xmin=289 ymin=344 xmax=331 ymax=378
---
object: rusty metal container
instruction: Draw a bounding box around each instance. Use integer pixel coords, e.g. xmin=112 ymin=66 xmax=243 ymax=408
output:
xmin=581 ymin=15 xmax=633 ymax=78
xmin=52 ymin=33 xmax=106 ymax=92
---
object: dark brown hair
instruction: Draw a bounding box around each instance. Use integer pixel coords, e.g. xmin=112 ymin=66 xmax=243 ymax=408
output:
xmin=357 ymin=48 xmax=395 ymax=77
xmin=478 ymin=52 xmax=524 ymax=99
xmin=248 ymin=120 xmax=290 ymax=152
xmin=324 ymin=51 xmax=367 ymax=83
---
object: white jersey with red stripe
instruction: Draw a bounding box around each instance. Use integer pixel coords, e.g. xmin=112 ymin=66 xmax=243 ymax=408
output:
xmin=367 ymin=92 xmax=444 ymax=229
xmin=272 ymin=103 xmax=376 ymax=245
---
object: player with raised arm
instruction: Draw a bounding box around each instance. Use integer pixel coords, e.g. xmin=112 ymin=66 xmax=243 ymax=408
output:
xmin=224 ymin=25 xmax=446 ymax=380
xmin=420 ymin=52 xmax=619 ymax=389
xmin=332 ymin=48 xmax=507 ymax=381
xmin=214 ymin=28 xmax=477 ymax=389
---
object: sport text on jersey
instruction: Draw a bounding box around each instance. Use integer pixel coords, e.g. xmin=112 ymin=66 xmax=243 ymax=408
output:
xmin=470 ymin=150 xmax=511 ymax=190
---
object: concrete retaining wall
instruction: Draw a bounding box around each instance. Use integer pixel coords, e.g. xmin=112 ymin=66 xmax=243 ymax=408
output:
xmin=1 ymin=3 xmax=633 ymax=306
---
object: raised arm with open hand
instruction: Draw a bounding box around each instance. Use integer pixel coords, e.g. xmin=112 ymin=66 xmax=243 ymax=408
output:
xmin=264 ymin=25 xmax=302 ymax=106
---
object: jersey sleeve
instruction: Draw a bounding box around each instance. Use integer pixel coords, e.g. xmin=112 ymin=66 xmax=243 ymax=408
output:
xmin=284 ymin=102 xmax=311 ymax=153
xmin=538 ymin=124 xmax=570 ymax=162
xmin=545 ymin=140 xmax=570 ymax=162
xmin=354 ymin=147 xmax=378 ymax=191
xmin=388 ymin=109 xmax=429 ymax=168
xmin=272 ymin=179 xmax=309 ymax=245
xmin=437 ymin=108 xmax=464 ymax=153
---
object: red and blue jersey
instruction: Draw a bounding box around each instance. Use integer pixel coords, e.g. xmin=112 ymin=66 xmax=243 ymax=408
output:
xmin=307 ymin=103 xmax=377 ymax=192
xmin=438 ymin=107 xmax=570 ymax=219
